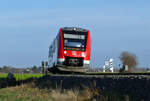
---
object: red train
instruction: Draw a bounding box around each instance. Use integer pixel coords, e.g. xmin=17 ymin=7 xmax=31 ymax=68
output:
xmin=48 ymin=27 xmax=91 ymax=72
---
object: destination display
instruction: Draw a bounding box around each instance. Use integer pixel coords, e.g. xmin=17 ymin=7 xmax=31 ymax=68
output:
xmin=64 ymin=33 xmax=85 ymax=40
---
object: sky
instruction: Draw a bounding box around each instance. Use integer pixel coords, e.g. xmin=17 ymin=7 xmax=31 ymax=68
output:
xmin=0 ymin=0 xmax=150 ymax=68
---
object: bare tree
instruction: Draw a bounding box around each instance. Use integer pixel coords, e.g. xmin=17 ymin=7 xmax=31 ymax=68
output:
xmin=120 ymin=51 xmax=138 ymax=72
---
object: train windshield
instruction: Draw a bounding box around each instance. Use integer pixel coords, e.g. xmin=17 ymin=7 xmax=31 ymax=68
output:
xmin=63 ymin=33 xmax=87 ymax=51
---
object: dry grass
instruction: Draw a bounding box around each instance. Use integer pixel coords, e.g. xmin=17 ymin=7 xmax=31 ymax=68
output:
xmin=0 ymin=83 xmax=89 ymax=101
xmin=50 ymin=90 xmax=78 ymax=101
xmin=0 ymin=83 xmax=52 ymax=101
xmin=0 ymin=81 xmax=142 ymax=101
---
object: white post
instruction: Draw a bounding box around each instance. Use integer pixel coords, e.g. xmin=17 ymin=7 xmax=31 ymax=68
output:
xmin=125 ymin=65 xmax=128 ymax=71
xmin=109 ymin=58 xmax=114 ymax=73
xmin=103 ymin=65 xmax=106 ymax=72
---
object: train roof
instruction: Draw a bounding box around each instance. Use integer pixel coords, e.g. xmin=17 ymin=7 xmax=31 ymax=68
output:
xmin=62 ymin=27 xmax=89 ymax=32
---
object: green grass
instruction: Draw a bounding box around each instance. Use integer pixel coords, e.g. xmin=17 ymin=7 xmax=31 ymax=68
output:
xmin=0 ymin=73 xmax=43 ymax=81
xmin=0 ymin=73 xmax=8 ymax=78
xmin=14 ymin=74 xmax=43 ymax=81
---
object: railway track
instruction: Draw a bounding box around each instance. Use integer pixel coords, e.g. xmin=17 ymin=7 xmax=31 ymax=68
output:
xmin=45 ymin=65 xmax=150 ymax=77
xmin=47 ymin=72 xmax=150 ymax=77
xmin=47 ymin=66 xmax=150 ymax=76
xmin=84 ymin=72 xmax=150 ymax=75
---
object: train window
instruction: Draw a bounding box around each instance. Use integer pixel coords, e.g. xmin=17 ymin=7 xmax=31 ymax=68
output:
xmin=49 ymin=46 xmax=53 ymax=57
xmin=64 ymin=40 xmax=82 ymax=47
xmin=64 ymin=39 xmax=86 ymax=51
xmin=49 ymin=49 xmax=51 ymax=58
xmin=53 ymin=39 xmax=56 ymax=51
xmin=63 ymin=32 xmax=87 ymax=51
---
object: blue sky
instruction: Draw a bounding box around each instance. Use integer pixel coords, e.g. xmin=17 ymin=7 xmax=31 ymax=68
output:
xmin=0 ymin=0 xmax=150 ymax=68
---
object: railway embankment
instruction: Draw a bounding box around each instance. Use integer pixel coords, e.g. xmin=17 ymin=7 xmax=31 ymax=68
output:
xmin=36 ymin=74 xmax=150 ymax=101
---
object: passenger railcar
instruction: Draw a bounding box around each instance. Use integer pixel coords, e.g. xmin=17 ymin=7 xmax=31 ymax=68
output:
xmin=48 ymin=27 xmax=91 ymax=72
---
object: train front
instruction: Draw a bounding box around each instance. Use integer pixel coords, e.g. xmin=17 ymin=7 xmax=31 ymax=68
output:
xmin=58 ymin=27 xmax=91 ymax=69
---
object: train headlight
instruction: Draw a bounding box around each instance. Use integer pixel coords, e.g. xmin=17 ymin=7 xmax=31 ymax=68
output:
xmin=82 ymin=53 xmax=85 ymax=57
xmin=73 ymin=27 xmax=77 ymax=31
xmin=64 ymin=51 xmax=67 ymax=54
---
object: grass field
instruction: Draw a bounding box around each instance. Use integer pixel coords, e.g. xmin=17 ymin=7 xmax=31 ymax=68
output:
xmin=0 ymin=82 xmax=91 ymax=101
xmin=0 ymin=73 xmax=8 ymax=78
xmin=0 ymin=82 xmax=132 ymax=101
xmin=0 ymin=73 xmax=43 ymax=81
